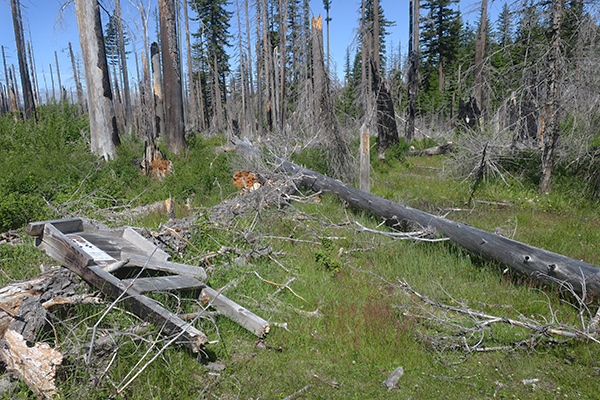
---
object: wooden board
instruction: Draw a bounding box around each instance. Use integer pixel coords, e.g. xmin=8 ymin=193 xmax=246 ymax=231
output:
xmin=201 ymin=287 xmax=270 ymax=337
xmin=122 ymin=275 xmax=205 ymax=294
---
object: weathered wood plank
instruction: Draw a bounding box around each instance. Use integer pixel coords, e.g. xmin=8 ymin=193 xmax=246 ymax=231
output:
xmin=37 ymin=224 xmax=94 ymax=268
xmin=122 ymin=275 xmax=205 ymax=294
xmin=123 ymin=252 xmax=207 ymax=280
xmin=201 ymin=287 xmax=270 ymax=337
xmin=122 ymin=227 xmax=171 ymax=261
xmin=26 ymin=218 xmax=83 ymax=237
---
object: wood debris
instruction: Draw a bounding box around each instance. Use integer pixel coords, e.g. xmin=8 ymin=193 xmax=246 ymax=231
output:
xmin=0 ymin=330 xmax=63 ymax=399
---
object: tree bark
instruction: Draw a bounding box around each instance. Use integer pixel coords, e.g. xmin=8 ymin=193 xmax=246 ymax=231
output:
xmin=10 ymin=0 xmax=35 ymax=120
xmin=539 ymin=0 xmax=564 ymax=193
xmin=159 ymin=0 xmax=186 ymax=154
xmin=151 ymin=42 xmax=165 ymax=139
xmin=74 ymin=0 xmax=120 ymax=159
xmin=372 ymin=58 xmax=399 ymax=159
xmin=406 ymin=0 xmax=419 ymax=141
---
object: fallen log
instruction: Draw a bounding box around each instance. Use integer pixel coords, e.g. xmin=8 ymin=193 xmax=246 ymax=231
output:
xmin=406 ymin=142 xmax=454 ymax=156
xmin=234 ymin=138 xmax=600 ymax=298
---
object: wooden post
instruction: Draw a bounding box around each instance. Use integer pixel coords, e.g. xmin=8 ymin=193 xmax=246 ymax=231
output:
xmin=360 ymin=124 xmax=370 ymax=193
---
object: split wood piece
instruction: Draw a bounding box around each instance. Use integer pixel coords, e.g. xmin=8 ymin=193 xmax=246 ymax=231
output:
xmin=201 ymin=287 xmax=270 ymax=337
xmin=406 ymin=142 xmax=454 ymax=156
xmin=122 ymin=275 xmax=205 ymax=294
xmin=26 ymin=222 xmax=207 ymax=352
xmin=0 ymin=330 xmax=63 ymax=399
xmin=234 ymin=138 xmax=600 ymax=298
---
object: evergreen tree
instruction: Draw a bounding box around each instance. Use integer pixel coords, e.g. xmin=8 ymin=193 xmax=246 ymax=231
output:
xmin=190 ymin=0 xmax=232 ymax=120
xmin=496 ymin=2 xmax=513 ymax=48
xmin=420 ymin=0 xmax=462 ymax=96
xmin=104 ymin=13 xmax=131 ymax=67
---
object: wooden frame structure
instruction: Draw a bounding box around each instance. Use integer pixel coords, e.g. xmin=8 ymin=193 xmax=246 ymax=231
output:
xmin=26 ymin=218 xmax=269 ymax=352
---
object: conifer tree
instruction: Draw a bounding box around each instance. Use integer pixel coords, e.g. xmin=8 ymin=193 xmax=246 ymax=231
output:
xmin=191 ymin=0 xmax=232 ymax=131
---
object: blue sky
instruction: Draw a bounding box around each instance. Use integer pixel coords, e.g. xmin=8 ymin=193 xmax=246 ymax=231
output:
xmin=0 ymin=0 xmax=503 ymax=100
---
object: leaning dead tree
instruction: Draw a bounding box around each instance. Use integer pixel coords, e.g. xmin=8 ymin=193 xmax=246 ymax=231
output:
xmin=74 ymin=0 xmax=120 ymax=159
xmin=236 ymin=138 xmax=600 ymax=298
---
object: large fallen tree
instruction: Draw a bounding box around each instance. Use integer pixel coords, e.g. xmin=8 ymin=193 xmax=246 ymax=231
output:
xmin=235 ymin=138 xmax=600 ymax=298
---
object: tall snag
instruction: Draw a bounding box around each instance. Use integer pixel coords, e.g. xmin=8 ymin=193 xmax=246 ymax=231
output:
xmin=311 ymin=15 xmax=353 ymax=181
xmin=406 ymin=0 xmax=419 ymax=142
xmin=159 ymin=0 xmax=186 ymax=154
xmin=10 ymin=0 xmax=35 ymax=120
xmin=74 ymin=0 xmax=120 ymax=159
xmin=539 ymin=0 xmax=564 ymax=193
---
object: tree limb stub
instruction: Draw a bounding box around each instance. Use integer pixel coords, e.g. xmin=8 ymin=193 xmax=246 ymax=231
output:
xmin=234 ymin=138 xmax=600 ymax=298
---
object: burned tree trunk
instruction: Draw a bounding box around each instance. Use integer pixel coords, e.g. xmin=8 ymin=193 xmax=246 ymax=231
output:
xmin=372 ymin=58 xmax=399 ymax=160
xmin=151 ymin=42 xmax=165 ymax=138
xmin=159 ymin=0 xmax=186 ymax=154
xmin=311 ymin=15 xmax=353 ymax=181
xmin=406 ymin=0 xmax=419 ymax=142
xmin=10 ymin=0 xmax=35 ymax=120
xmin=74 ymin=0 xmax=120 ymax=159
xmin=235 ymin=138 xmax=600 ymax=298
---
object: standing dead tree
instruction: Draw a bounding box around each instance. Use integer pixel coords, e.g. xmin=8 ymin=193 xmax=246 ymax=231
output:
xmin=74 ymin=0 xmax=120 ymax=159
xmin=539 ymin=0 xmax=564 ymax=193
xmin=311 ymin=15 xmax=354 ymax=182
xmin=10 ymin=0 xmax=35 ymax=120
xmin=406 ymin=0 xmax=419 ymax=142
xmin=159 ymin=0 xmax=186 ymax=154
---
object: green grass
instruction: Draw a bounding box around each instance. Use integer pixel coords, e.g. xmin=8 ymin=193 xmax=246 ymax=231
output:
xmin=2 ymin=108 xmax=600 ymax=398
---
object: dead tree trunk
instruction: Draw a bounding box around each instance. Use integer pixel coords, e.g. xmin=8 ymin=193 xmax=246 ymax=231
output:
xmin=311 ymin=15 xmax=353 ymax=181
xmin=115 ymin=0 xmax=132 ymax=132
xmin=159 ymin=0 xmax=186 ymax=154
xmin=151 ymin=42 xmax=165 ymax=138
xmin=372 ymin=59 xmax=399 ymax=160
xmin=539 ymin=0 xmax=564 ymax=193
xmin=10 ymin=0 xmax=35 ymax=120
xmin=68 ymin=41 xmax=85 ymax=113
xmin=236 ymin=138 xmax=600 ymax=298
xmin=74 ymin=0 xmax=120 ymax=159
xmin=183 ymin=0 xmax=197 ymax=132
xmin=473 ymin=0 xmax=488 ymax=118
xmin=54 ymin=51 xmax=63 ymax=102
xmin=406 ymin=0 xmax=419 ymax=142
xmin=244 ymin=0 xmax=255 ymax=136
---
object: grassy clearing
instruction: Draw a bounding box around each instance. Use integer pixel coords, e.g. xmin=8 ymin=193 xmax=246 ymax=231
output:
xmin=1 ymin=105 xmax=600 ymax=399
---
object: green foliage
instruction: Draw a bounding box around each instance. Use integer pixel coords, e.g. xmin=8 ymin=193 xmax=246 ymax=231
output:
xmin=290 ymin=147 xmax=330 ymax=176
xmin=314 ymin=237 xmax=343 ymax=273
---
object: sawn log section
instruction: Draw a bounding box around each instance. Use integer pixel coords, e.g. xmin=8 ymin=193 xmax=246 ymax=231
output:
xmin=236 ymin=139 xmax=600 ymax=297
